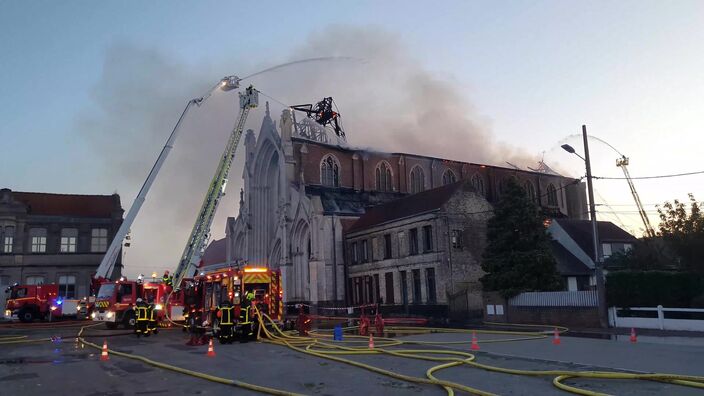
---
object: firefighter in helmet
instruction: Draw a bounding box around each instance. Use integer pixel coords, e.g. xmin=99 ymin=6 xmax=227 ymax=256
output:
xmin=135 ymin=298 xmax=150 ymax=337
xmin=216 ymin=300 xmax=234 ymax=344
xmin=162 ymin=270 xmax=173 ymax=287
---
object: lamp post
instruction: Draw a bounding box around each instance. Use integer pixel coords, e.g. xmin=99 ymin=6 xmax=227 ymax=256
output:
xmin=561 ymin=125 xmax=608 ymax=328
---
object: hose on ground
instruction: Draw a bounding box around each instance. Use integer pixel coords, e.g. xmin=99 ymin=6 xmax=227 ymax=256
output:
xmin=253 ymin=308 xmax=704 ymax=396
xmin=75 ymin=323 xmax=301 ymax=396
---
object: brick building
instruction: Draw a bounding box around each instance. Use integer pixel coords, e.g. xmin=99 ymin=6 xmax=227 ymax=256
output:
xmin=0 ymin=188 xmax=124 ymax=313
xmin=219 ymin=106 xmax=588 ymax=308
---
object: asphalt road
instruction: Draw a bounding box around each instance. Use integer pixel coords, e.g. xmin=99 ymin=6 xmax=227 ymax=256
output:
xmin=1 ymin=322 xmax=703 ymax=395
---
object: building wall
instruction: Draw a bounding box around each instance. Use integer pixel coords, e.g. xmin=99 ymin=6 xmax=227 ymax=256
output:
xmin=345 ymin=183 xmax=493 ymax=317
xmin=291 ymin=138 xmax=586 ymax=220
xmin=483 ymin=292 xmax=600 ymax=327
xmin=0 ymin=190 xmax=123 ymax=315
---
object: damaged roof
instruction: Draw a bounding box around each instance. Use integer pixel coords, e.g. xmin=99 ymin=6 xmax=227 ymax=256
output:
xmin=305 ymin=185 xmax=403 ymax=216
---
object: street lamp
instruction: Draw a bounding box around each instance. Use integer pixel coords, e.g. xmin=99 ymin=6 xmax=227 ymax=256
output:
xmin=561 ymin=125 xmax=608 ymax=328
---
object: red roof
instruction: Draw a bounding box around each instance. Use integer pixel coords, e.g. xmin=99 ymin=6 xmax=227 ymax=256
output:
xmin=12 ymin=191 xmax=121 ymax=218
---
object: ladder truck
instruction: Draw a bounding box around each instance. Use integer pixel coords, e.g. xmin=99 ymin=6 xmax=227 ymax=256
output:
xmin=170 ymin=83 xmax=258 ymax=290
xmin=616 ymin=155 xmax=656 ymax=238
xmin=90 ymin=75 xmax=255 ymax=328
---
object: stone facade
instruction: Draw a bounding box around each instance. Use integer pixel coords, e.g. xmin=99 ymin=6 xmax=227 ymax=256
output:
xmin=345 ymin=181 xmax=492 ymax=317
xmin=0 ymin=188 xmax=124 ymax=313
xmin=222 ymin=107 xmax=588 ymax=307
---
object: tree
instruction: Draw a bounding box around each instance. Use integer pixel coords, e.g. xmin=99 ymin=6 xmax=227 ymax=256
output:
xmin=604 ymin=238 xmax=673 ymax=271
xmin=480 ymin=179 xmax=562 ymax=298
xmin=657 ymin=194 xmax=704 ymax=273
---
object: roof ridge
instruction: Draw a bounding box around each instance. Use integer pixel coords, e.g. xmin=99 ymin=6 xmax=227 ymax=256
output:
xmin=347 ymin=180 xmax=470 ymax=233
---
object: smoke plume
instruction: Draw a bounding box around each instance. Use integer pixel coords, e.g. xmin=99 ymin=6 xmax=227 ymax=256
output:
xmin=77 ymin=26 xmax=537 ymax=277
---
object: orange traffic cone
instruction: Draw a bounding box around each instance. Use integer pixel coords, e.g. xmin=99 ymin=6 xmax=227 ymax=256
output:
xmin=552 ymin=328 xmax=561 ymax=345
xmin=206 ymin=338 xmax=216 ymax=357
xmin=471 ymin=331 xmax=480 ymax=351
xmin=100 ymin=339 xmax=109 ymax=361
xmin=630 ymin=328 xmax=637 ymax=343
xmin=368 ymin=333 xmax=375 ymax=349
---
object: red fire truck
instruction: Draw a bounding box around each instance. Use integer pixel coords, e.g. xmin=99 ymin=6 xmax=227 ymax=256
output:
xmin=192 ymin=266 xmax=283 ymax=340
xmin=91 ymin=277 xmax=188 ymax=329
xmin=4 ymin=283 xmax=85 ymax=323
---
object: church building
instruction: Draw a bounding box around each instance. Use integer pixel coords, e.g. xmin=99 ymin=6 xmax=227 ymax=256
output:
xmin=213 ymin=104 xmax=587 ymax=311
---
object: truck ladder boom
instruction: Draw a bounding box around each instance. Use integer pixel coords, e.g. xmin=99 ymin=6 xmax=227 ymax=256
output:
xmin=172 ymin=86 xmax=258 ymax=289
xmin=617 ymin=156 xmax=656 ymax=238
xmin=94 ymin=99 xmax=199 ymax=280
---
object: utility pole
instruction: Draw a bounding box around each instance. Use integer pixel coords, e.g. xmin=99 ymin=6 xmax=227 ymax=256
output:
xmin=582 ymin=125 xmax=608 ymax=328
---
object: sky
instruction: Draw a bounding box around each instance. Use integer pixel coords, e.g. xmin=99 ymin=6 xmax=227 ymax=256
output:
xmin=1 ymin=1 xmax=703 ymax=277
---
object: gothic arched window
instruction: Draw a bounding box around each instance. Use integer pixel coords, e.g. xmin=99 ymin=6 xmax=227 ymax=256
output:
xmin=471 ymin=173 xmax=485 ymax=196
xmin=320 ymin=154 xmax=340 ymax=187
xmin=375 ymin=161 xmax=393 ymax=192
xmin=442 ymin=169 xmax=457 ymax=185
xmin=547 ymin=184 xmax=558 ymax=206
xmin=524 ymin=181 xmax=536 ymax=203
xmin=409 ymin=166 xmax=425 ymax=194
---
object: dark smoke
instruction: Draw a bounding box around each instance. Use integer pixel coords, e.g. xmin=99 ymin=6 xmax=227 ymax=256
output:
xmin=77 ymin=27 xmax=538 ymax=276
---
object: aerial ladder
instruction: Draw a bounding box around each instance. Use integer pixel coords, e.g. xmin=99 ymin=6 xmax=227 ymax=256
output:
xmin=616 ymin=155 xmax=656 ymax=238
xmin=171 ymin=82 xmax=258 ymax=290
xmin=92 ymin=75 xmax=245 ymax=288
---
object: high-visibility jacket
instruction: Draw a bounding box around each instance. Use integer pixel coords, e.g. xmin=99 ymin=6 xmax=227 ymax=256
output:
xmin=239 ymin=305 xmax=251 ymax=324
xmin=218 ymin=305 xmax=234 ymax=325
xmin=136 ymin=305 xmax=149 ymax=321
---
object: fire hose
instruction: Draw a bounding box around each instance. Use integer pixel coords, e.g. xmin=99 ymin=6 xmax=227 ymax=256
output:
xmin=252 ymin=307 xmax=704 ymax=396
xmin=75 ymin=322 xmax=301 ymax=396
xmin=48 ymin=308 xmax=704 ymax=396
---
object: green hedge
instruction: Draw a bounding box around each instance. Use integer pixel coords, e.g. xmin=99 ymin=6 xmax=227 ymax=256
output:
xmin=606 ymin=271 xmax=704 ymax=308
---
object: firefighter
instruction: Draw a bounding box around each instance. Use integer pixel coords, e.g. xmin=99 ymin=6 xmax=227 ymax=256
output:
xmin=217 ymin=300 xmax=234 ymax=344
xmin=162 ymin=270 xmax=173 ymax=287
xmin=238 ymin=291 xmax=255 ymax=342
xmin=135 ymin=298 xmax=150 ymax=337
xmin=147 ymin=302 xmax=159 ymax=335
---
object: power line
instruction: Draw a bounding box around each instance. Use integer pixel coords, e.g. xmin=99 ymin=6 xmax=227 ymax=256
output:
xmin=595 ymin=203 xmax=661 ymax=207
xmin=593 ymin=170 xmax=704 ymax=180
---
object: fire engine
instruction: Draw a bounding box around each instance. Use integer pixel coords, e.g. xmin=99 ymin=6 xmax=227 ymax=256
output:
xmin=192 ymin=266 xmax=283 ymax=340
xmin=4 ymin=283 xmax=86 ymax=323
xmin=91 ymin=277 xmax=189 ymax=329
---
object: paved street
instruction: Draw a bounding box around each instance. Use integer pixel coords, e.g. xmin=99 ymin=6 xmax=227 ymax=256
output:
xmin=1 ymin=322 xmax=703 ymax=395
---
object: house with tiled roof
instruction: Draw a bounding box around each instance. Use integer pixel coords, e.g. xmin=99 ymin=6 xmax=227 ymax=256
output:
xmin=0 ymin=188 xmax=124 ymax=315
xmin=548 ymin=218 xmax=636 ymax=291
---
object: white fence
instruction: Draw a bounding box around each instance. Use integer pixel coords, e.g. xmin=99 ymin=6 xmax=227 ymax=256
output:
xmin=609 ymin=306 xmax=704 ymax=332
xmin=509 ymin=291 xmax=598 ymax=307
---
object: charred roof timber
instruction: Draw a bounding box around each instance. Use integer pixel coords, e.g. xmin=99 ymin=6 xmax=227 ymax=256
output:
xmin=291 ymin=97 xmax=345 ymax=141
